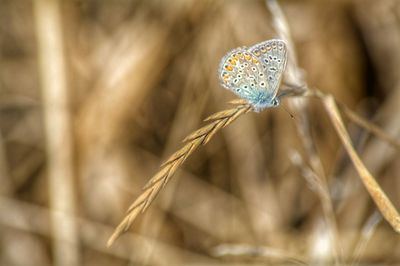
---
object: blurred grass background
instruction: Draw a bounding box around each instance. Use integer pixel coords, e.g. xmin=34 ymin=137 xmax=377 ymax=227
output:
xmin=1 ymin=0 xmax=400 ymax=265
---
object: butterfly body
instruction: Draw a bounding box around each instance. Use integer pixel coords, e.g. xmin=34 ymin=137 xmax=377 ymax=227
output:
xmin=218 ymin=39 xmax=287 ymax=111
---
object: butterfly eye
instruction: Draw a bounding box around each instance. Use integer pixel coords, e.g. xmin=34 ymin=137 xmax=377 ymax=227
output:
xmin=233 ymin=79 xmax=239 ymax=83
xmin=269 ymin=67 xmax=277 ymax=72
xmin=277 ymin=59 xmax=281 ymax=63
xmin=244 ymin=63 xmax=249 ymax=67
xmin=273 ymin=57 xmax=277 ymax=60
xmin=268 ymin=76 xmax=274 ymax=81
xmin=251 ymin=67 xmax=257 ymax=71
xmin=237 ymin=74 xmax=242 ymax=78
xmin=260 ymin=82 xmax=266 ymax=87
xmin=235 ymin=88 xmax=241 ymax=92
xmin=250 ymin=83 xmax=255 ymax=87
xmin=238 ymin=69 xmax=244 ymax=73
xmin=243 ymin=85 xmax=249 ymax=89
xmin=259 ymin=73 xmax=264 ymax=77
xmin=268 ymin=55 xmax=273 ymax=60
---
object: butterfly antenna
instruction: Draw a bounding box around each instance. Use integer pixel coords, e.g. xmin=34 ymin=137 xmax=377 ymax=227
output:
xmin=281 ymin=103 xmax=295 ymax=120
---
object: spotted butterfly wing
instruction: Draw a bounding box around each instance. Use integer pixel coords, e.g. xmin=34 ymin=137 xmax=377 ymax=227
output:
xmin=219 ymin=47 xmax=268 ymax=107
xmin=218 ymin=39 xmax=287 ymax=111
xmin=248 ymin=39 xmax=287 ymax=100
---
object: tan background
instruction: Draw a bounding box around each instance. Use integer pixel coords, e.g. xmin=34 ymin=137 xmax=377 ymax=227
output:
xmin=0 ymin=0 xmax=400 ymax=265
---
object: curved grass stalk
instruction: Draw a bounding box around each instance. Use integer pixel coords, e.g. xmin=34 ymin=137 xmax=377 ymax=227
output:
xmin=107 ymin=99 xmax=251 ymax=246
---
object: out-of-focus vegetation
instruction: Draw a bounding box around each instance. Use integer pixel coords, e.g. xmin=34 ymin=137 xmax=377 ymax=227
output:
xmin=1 ymin=0 xmax=400 ymax=265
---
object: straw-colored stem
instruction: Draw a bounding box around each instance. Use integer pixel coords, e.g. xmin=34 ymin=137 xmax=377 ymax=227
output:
xmin=107 ymin=99 xmax=251 ymax=246
xmin=34 ymin=0 xmax=80 ymax=265
xmin=266 ymin=0 xmax=340 ymax=262
xmin=338 ymin=103 xmax=400 ymax=152
xmin=323 ymin=95 xmax=400 ymax=233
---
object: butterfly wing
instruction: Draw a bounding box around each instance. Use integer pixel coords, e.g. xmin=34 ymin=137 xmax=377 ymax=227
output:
xmin=248 ymin=39 xmax=287 ymax=99
xmin=218 ymin=47 xmax=268 ymax=103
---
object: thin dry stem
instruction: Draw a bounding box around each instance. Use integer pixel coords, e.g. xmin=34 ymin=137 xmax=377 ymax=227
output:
xmin=0 ymin=196 xmax=215 ymax=264
xmin=212 ymin=243 xmax=307 ymax=265
xmin=350 ymin=211 xmax=382 ymax=266
xmin=34 ymin=0 xmax=80 ymax=265
xmin=323 ymin=95 xmax=400 ymax=233
xmin=266 ymin=0 xmax=340 ymax=262
xmin=107 ymin=99 xmax=251 ymax=246
xmin=339 ymin=103 xmax=400 ymax=152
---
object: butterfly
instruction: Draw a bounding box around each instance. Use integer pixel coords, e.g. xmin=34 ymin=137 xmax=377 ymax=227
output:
xmin=218 ymin=39 xmax=287 ymax=112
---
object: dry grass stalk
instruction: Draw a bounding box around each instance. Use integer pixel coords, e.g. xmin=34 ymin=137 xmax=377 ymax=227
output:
xmin=107 ymin=99 xmax=252 ymax=246
xmin=0 ymin=196 xmax=215 ymax=264
xmin=268 ymin=2 xmax=399 ymax=261
xmin=351 ymin=211 xmax=382 ymax=266
xmin=339 ymin=103 xmax=400 ymax=152
xmin=323 ymin=94 xmax=400 ymax=233
xmin=266 ymin=0 xmax=341 ymax=261
xmin=34 ymin=0 xmax=80 ymax=265
xmin=212 ymin=243 xmax=307 ymax=265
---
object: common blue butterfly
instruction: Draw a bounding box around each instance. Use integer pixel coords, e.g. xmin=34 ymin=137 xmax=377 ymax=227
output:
xmin=219 ymin=39 xmax=287 ymax=111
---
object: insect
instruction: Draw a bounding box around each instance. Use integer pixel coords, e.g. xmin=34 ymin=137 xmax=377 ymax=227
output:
xmin=218 ymin=39 xmax=287 ymax=111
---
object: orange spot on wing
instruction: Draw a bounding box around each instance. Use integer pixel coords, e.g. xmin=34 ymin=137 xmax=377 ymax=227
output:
xmin=228 ymin=58 xmax=237 ymax=65
xmin=225 ymin=65 xmax=233 ymax=71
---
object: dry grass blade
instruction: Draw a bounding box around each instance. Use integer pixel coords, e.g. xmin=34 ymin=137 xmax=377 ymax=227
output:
xmin=107 ymin=99 xmax=251 ymax=246
xmin=212 ymin=243 xmax=307 ymax=265
xmin=323 ymin=95 xmax=400 ymax=234
xmin=338 ymin=103 xmax=400 ymax=151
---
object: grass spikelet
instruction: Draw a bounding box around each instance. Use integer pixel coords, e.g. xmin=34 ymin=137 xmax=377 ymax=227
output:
xmin=107 ymin=99 xmax=251 ymax=247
